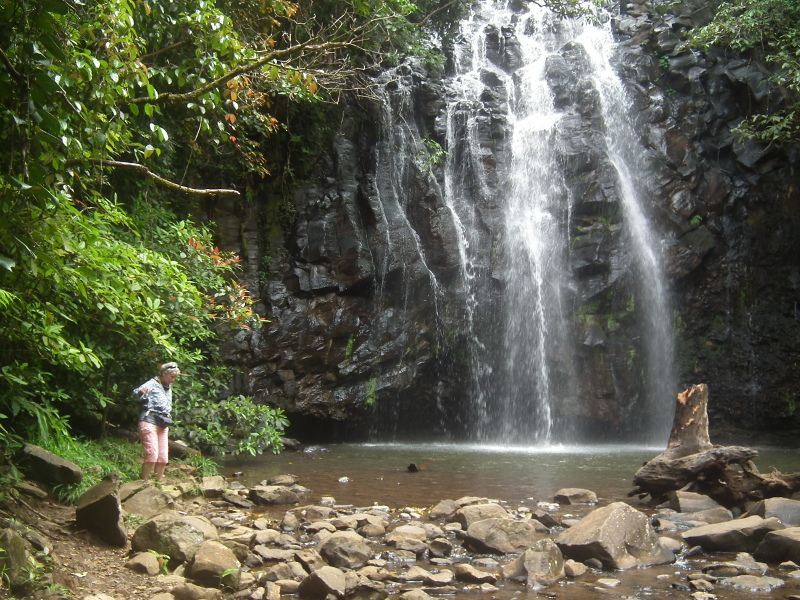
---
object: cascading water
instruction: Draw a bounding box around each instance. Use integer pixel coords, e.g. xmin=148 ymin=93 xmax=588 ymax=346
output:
xmin=576 ymin=27 xmax=676 ymax=442
xmin=441 ymin=1 xmax=675 ymax=444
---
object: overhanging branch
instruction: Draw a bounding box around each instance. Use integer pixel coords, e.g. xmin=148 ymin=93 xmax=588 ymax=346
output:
xmin=68 ymin=159 xmax=240 ymax=197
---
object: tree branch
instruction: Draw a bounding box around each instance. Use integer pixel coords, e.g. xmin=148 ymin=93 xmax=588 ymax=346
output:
xmin=139 ymin=40 xmax=189 ymax=63
xmin=67 ymin=159 xmax=240 ymax=197
xmin=0 ymin=47 xmax=23 ymax=84
xmin=413 ymin=0 xmax=460 ymax=27
xmin=129 ymin=39 xmax=356 ymax=106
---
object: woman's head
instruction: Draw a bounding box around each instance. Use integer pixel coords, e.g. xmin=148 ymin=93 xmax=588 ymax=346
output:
xmin=159 ymin=362 xmax=180 ymax=384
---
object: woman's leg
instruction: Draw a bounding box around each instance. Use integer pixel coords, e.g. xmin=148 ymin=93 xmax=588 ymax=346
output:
xmin=138 ymin=420 xmax=160 ymax=480
xmin=154 ymin=425 xmax=170 ymax=481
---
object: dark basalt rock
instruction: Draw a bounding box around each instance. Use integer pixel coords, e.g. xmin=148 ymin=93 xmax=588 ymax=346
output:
xmin=212 ymin=0 xmax=800 ymax=440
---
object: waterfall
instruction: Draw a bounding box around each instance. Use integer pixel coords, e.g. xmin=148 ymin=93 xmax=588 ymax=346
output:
xmin=576 ymin=27 xmax=676 ymax=442
xmin=441 ymin=1 xmax=675 ymax=444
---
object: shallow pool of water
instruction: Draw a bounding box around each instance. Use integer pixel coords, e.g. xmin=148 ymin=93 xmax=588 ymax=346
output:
xmin=220 ymin=443 xmax=800 ymax=600
xmin=221 ymin=443 xmax=800 ymax=509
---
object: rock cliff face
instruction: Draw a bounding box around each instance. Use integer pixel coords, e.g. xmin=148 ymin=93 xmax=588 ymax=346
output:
xmin=215 ymin=0 xmax=800 ymax=441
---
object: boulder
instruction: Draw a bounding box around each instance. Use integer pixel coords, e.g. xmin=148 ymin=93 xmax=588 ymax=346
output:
xmin=754 ymin=527 xmax=800 ymax=563
xmin=669 ymin=507 xmax=733 ymax=524
xmin=268 ymin=473 xmax=299 ymax=486
xmin=124 ymin=551 xmax=162 ymax=575
xmin=17 ymin=443 xmax=82 ymax=485
xmin=0 ymin=528 xmax=34 ymax=595
xmin=249 ymin=485 xmax=300 ymax=506
xmin=555 ymin=502 xmax=673 ymax=570
xmin=189 ymin=540 xmax=241 ymax=589
xmin=400 ymin=565 xmax=454 ymax=585
xmin=201 ymin=476 xmax=227 ymax=498
xmin=745 ymin=498 xmax=800 ymax=526
xmin=386 ymin=524 xmax=427 ymax=545
xmin=428 ymin=499 xmax=458 ymax=521
xmin=123 ymin=485 xmax=175 ymax=520
xmin=75 ymin=473 xmax=127 ymax=547
xmin=318 ymin=530 xmax=372 ymax=569
xmin=453 ymin=563 xmax=497 ymax=583
xmin=716 ymin=575 xmax=784 ymax=592
xmin=132 ymin=512 xmax=219 ymax=564
xmin=170 ymin=581 xmax=224 ymax=600
xmin=297 ymin=565 xmax=347 ymax=599
xmin=553 ymin=488 xmax=597 ymax=505
xmin=464 ymin=518 xmax=545 ymax=554
xmin=669 ymin=491 xmax=724 ymax=513
xmin=501 ymin=538 xmax=564 ymax=588
xmin=453 ymin=503 xmax=508 ymax=528
xmin=682 ymin=515 xmax=784 ymax=552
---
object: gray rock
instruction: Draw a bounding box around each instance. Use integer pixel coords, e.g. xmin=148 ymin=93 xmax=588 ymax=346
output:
xmin=746 ymin=498 xmax=800 ymax=526
xmin=453 ymin=503 xmax=508 ymax=528
xmin=297 ymin=564 xmax=347 ymax=599
xmin=201 ymin=476 xmax=227 ymax=498
xmin=170 ymin=581 xmax=224 ymax=600
xmin=386 ymin=524 xmax=427 ymax=544
xmin=249 ymin=485 xmax=299 ymax=506
xmin=124 ymin=551 xmax=163 ymax=575
xmin=398 ymin=589 xmax=434 ymax=600
xmin=682 ymin=515 xmax=784 ymax=552
xmin=453 ymin=563 xmax=497 ymax=583
xmin=501 ymin=538 xmax=565 ymax=588
xmin=754 ymin=526 xmax=800 ymax=563
xmin=428 ymin=500 xmax=458 ymax=521
xmin=132 ymin=512 xmax=219 ymax=564
xmin=75 ymin=473 xmax=127 ymax=547
xmin=400 ymin=565 xmax=454 ymax=585
xmin=268 ymin=474 xmax=299 ymax=486
xmin=123 ymin=484 xmax=175 ymax=520
xmin=669 ymin=491 xmax=724 ymax=514
xmin=189 ymin=540 xmax=241 ymax=589
xmin=554 ymin=488 xmax=597 ymax=505
xmin=17 ymin=443 xmax=82 ymax=485
xmin=703 ymin=552 xmax=767 ymax=576
xmin=319 ymin=530 xmax=372 ymax=569
xmin=717 ymin=575 xmax=784 ymax=591
xmin=555 ymin=502 xmax=673 ymax=570
xmin=464 ymin=518 xmax=546 ymax=553
xmin=563 ymin=559 xmax=587 ymax=577
xmin=0 ymin=528 xmax=34 ymax=595
xmin=669 ymin=507 xmax=733 ymax=525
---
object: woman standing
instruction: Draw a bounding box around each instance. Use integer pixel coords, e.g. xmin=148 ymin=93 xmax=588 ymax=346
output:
xmin=134 ymin=362 xmax=180 ymax=481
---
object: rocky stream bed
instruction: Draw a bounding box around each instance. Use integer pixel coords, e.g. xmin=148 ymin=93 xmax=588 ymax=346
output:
xmin=4 ymin=450 xmax=800 ymax=600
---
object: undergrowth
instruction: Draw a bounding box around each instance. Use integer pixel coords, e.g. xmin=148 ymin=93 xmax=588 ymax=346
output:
xmin=39 ymin=437 xmax=218 ymax=505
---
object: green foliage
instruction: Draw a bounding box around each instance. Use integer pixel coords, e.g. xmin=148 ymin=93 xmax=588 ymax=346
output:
xmin=43 ymin=437 xmax=141 ymax=504
xmin=689 ymin=214 xmax=703 ymax=227
xmin=690 ymin=0 xmax=800 ymax=144
xmin=417 ymin=135 xmax=448 ymax=177
xmin=147 ymin=550 xmax=171 ymax=575
xmin=365 ymin=376 xmax=378 ymax=407
xmin=174 ymin=393 xmax=287 ymax=456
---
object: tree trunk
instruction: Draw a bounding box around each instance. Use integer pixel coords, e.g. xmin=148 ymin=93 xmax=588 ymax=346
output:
xmin=630 ymin=384 xmax=800 ymax=508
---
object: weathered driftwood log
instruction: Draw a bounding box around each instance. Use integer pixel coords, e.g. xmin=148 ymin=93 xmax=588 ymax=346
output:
xmin=630 ymin=384 xmax=800 ymax=508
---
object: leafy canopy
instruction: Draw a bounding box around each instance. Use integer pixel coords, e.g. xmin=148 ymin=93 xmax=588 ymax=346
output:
xmin=691 ymin=0 xmax=800 ymax=145
xmin=0 ymin=0 xmax=468 ymax=452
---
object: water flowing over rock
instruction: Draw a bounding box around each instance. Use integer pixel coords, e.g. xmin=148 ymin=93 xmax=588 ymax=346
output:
xmin=216 ymin=0 xmax=800 ymax=441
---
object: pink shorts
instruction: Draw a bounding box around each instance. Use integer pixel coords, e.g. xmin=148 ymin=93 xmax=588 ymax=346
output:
xmin=138 ymin=420 xmax=169 ymax=464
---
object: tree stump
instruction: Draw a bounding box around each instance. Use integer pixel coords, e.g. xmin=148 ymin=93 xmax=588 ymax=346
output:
xmin=630 ymin=384 xmax=800 ymax=509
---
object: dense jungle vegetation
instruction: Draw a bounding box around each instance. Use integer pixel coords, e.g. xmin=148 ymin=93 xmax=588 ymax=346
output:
xmin=0 ymin=0 xmax=796 ymax=471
